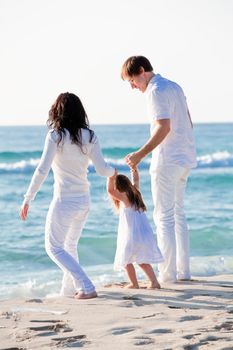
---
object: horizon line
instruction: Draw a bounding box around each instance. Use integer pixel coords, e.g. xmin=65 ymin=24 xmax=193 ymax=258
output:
xmin=0 ymin=121 xmax=233 ymax=127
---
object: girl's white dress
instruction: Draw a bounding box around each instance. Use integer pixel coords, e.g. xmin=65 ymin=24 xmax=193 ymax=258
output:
xmin=114 ymin=206 xmax=163 ymax=270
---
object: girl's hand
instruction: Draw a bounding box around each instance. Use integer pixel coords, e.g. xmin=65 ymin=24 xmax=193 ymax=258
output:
xmin=110 ymin=168 xmax=117 ymax=178
xmin=130 ymin=165 xmax=138 ymax=172
xmin=20 ymin=203 xmax=29 ymax=221
xmin=125 ymin=152 xmax=142 ymax=168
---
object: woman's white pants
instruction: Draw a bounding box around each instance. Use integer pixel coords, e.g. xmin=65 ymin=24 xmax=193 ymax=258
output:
xmin=151 ymin=165 xmax=190 ymax=283
xmin=45 ymin=194 xmax=95 ymax=296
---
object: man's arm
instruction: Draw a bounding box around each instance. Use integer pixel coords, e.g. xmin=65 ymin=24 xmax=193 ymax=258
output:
xmin=125 ymin=119 xmax=170 ymax=168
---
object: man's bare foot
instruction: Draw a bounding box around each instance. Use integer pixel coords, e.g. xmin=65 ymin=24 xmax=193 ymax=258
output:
xmin=147 ymin=280 xmax=161 ymax=289
xmin=74 ymin=291 xmax=98 ymax=299
xmin=124 ymin=283 xmax=139 ymax=289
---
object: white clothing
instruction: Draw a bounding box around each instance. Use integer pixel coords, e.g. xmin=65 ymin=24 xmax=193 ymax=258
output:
xmin=145 ymin=74 xmax=196 ymax=283
xmin=114 ymin=206 xmax=163 ymax=270
xmin=145 ymin=74 xmax=196 ymax=172
xmin=151 ymin=165 xmax=190 ymax=283
xmin=23 ymin=128 xmax=114 ymax=295
xmin=45 ymin=194 xmax=94 ymax=295
xmin=24 ymin=128 xmax=114 ymax=204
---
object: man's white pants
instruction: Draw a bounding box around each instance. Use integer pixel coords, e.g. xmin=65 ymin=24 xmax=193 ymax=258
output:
xmin=151 ymin=165 xmax=190 ymax=283
xmin=45 ymin=194 xmax=95 ymax=296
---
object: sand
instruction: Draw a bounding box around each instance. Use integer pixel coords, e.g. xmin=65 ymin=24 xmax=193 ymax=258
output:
xmin=0 ymin=275 xmax=233 ymax=350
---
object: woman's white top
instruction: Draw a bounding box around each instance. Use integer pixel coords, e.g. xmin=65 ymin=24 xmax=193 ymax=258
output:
xmin=114 ymin=206 xmax=164 ymax=270
xmin=23 ymin=128 xmax=114 ymax=204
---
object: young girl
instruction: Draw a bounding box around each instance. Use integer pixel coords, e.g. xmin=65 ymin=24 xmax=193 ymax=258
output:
xmin=107 ymin=167 xmax=163 ymax=289
xmin=20 ymin=92 xmax=114 ymax=299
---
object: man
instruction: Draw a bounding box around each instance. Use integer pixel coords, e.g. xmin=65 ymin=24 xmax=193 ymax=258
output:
xmin=122 ymin=56 xmax=196 ymax=283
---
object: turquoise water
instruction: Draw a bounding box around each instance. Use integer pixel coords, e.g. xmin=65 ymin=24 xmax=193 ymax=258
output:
xmin=0 ymin=124 xmax=233 ymax=299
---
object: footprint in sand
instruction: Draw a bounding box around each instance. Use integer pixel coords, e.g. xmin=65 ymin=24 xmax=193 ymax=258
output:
xmin=180 ymin=315 xmax=203 ymax=322
xmin=214 ymin=321 xmax=233 ymax=331
xmin=133 ymin=313 xmax=161 ymax=319
xmin=183 ymin=343 xmax=209 ymax=350
xmin=122 ymin=296 xmax=141 ymax=301
xmin=29 ymin=323 xmax=72 ymax=332
xmin=183 ymin=336 xmax=229 ymax=350
xmin=122 ymin=296 xmax=144 ymax=307
xmin=0 ymin=348 xmax=26 ymax=350
xmin=52 ymin=334 xmax=89 ymax=347
xmin=183 ymin=333 xmax=202 ymax=339
xmin=145 ymin=328 xmax=173 ymax=334
xmin=27 ymin=320 xmax=73 ymax=338
xmin=133 ymin=336 xmax=154 ymax=346
xmin=111 ymin=327 xmax=136 ymax=335
xmin=202 ymin=335 xmax=227 ymax=342
xmin=30 ymin=319 xmax=62 ymax=323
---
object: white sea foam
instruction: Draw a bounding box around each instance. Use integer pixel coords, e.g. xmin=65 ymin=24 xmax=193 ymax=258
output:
xmin=197 ymin=151 xmax=233 ymax=168
xmin=1 ymin=257 xmax=233 ymax=300
xmin=0 ymin=151 xmax=233 ymax=173
xmin=0 ymin=158 xmax=40 ymax=172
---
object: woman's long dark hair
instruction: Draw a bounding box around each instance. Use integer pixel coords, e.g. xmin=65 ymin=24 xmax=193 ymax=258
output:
xmin=47 ymin=92 xmax=94 ymax=147
xmin=113 ymin=174 xmax=147 ymax=212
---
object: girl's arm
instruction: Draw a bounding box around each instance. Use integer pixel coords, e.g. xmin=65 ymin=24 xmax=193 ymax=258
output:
xmin=107 ymin=170 xmax=125 ymax=202
xmin=131 ymin=167 xmax=140 ymax=190
xmin=20 ymin=131 xmax=57 ymax=220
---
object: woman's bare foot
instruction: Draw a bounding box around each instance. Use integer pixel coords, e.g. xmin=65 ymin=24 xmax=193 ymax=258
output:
xmin=147 ymin=280 xmax=161 ymax=289
xmin=74 ymin=291 xmax=98 ymax=299
xmin=124 ymin=283 xmax=139 ymax=289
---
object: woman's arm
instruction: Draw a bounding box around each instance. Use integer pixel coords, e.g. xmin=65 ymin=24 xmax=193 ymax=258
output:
xmin=20 ymin=131 xmax=57 ymax=220
xmin=89 ymin=137 xmax=114 ymax=177
xmin=107 ymin=170 xmax=116 ymax=195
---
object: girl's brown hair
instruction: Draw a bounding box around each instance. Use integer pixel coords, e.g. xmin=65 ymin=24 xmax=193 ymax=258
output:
xmin=113 ymin=174 xmax=147 ymax=212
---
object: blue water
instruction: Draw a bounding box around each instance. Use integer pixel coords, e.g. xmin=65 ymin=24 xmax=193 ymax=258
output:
xmin=0 ymin=124 xmax=233 ymax=299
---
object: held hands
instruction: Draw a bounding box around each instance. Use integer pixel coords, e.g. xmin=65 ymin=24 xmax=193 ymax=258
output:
xmin=20 ymin=203 xmax=29 ymax=221
xmin=125 ymin=152 xmax=142 ymax=169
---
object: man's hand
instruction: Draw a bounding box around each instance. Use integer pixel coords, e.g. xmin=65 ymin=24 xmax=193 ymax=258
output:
xmin=125 ymin=151 xmax=142 ymax=168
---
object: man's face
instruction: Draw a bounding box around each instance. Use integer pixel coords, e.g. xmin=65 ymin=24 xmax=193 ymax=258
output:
xmin=126 ymin=71 xmax=148 ymax=93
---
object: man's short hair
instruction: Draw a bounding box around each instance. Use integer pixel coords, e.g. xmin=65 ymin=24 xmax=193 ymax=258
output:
xmin=121 ymin=56 xmax=153 ymax=79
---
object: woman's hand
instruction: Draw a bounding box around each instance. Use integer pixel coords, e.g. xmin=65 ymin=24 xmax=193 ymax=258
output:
xmin=20 ymin=203 xmax=29 ymax=221
xmin=109 ymin=168 xmax=117 ymax=179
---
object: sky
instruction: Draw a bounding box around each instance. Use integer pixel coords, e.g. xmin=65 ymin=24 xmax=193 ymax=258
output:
xmin=0 ymin=0 xmax=232 ymax=125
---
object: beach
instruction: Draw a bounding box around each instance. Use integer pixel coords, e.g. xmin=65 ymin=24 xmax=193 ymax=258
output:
xmin=0 ymin=124 xmax=233 ymax=348
xmin=1 ymin=275 xmax=233 ymax=350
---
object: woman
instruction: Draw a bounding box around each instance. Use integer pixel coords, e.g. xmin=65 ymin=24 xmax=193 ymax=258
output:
xmin=20 ymin=92 xmax=114 ymax=299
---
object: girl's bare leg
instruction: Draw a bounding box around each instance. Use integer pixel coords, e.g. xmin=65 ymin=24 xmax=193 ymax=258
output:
xmin=139 ymin=263 xmax=161 ymax=289
xmin=125 ymin=264 xmax=139 ymax=289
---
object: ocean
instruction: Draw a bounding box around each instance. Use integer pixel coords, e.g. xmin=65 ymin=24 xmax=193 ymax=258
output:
xmin=0 ymin=123 xmax=233 ymax=299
